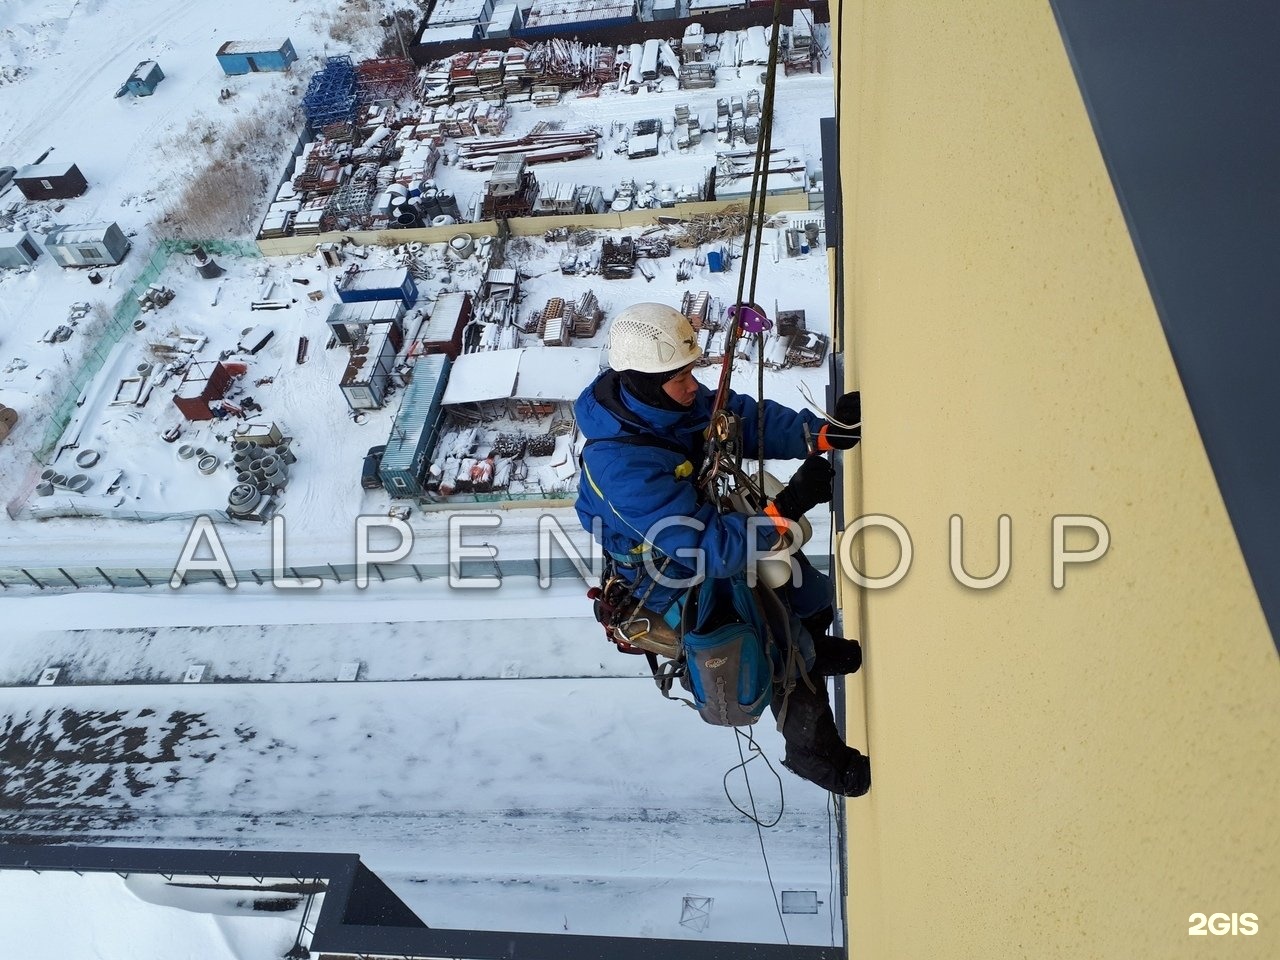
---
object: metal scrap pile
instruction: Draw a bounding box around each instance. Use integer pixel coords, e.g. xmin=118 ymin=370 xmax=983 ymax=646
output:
xmin=455 ymin=128 xmax=601 ymax=171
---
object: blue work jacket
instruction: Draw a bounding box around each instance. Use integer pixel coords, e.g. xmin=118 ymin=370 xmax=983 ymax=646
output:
xmin=574 ymin=370 xmax=823 ymax=613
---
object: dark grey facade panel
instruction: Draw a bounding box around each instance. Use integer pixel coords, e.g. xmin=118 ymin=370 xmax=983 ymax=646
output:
xmin=1050 ymin=0 xmax=1280 ymax=653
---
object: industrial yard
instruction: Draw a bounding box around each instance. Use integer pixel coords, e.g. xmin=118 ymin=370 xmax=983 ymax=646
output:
xmin=0 ymin=0 xmax=842 ymax=955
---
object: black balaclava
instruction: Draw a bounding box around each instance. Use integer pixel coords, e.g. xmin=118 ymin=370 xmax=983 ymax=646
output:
xmin=620 ymin=367 xmax=689 ymax=413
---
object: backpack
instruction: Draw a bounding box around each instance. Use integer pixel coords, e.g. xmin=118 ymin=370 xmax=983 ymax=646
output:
xmin=678 ymin=573 xmax=785 ymax=726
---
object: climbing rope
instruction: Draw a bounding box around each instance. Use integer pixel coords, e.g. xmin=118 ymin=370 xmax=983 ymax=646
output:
xmin=700 ymin=0 xmax=790 ymax=502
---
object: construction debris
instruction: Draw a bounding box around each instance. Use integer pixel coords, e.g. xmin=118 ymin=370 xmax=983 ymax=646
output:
xmin=137 ymin=284 xmax=176 ymax=311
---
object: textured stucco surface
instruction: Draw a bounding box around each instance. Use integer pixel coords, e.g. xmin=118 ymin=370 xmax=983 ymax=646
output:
xmin=831 ymin=2 xmax=1280 ymax=957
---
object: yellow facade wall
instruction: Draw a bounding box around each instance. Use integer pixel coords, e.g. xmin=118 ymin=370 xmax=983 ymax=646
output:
xmin=832 ymin=2 xmax=1279 ymax=958
xmin=255 ymin=192 xmax=809 ymax=257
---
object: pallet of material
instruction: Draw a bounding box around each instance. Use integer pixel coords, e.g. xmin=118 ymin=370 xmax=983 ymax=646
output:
xmin=531 ymin=85 xmax=561 ymax=106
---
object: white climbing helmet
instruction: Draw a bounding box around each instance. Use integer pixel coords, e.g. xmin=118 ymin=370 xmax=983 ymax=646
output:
xmin=606 ymin=302 xmax=703 ymax=374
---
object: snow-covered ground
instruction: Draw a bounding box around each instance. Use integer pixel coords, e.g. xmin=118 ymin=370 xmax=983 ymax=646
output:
xmin=0 ymin=1 xmax=843 ymax=956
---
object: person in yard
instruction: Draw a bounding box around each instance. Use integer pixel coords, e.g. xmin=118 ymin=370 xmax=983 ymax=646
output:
xmin=574 ymin=302 xmax=870 ymax=797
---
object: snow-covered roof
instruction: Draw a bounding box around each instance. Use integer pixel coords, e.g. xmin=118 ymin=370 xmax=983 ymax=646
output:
xmin=16 ymin=161 xmax=80 ymax=180
xmin=423 ymin=291 xmax=469 ymax=342
xmin=441 ymin=347 xmax=602 ymax=405
xmin=429 ymin=0 xmax=491 ymax=26
xmin=514 ymin=346 xmax=601 ymax=401
xmin=45 ymin=222 xmax=119 ymax=246
xmin=0 ymin=229 xmax=35 ymax=249
xmin=218 ymin=39 xmax=291 ymax=55
xmin=342 ymin=267 xmax=409 ymax=293
xmin=327 ymin=299 xmax=404 ymax=325
xmin=383 ymin=354 xmax=451 ymax=471
xmin=525 ymin=0 xmax=635 ymax=28
xmin=489 ymin=2 xmax=520 ymax=25
xmin=441 ymin=349 xmax=522 ymax=405
xmin=420 ymin=23 xmax=479 ymax=43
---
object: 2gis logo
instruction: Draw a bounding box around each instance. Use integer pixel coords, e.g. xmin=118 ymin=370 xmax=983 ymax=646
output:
xmin=1188 ymin=913 xmax=1258 ymax=936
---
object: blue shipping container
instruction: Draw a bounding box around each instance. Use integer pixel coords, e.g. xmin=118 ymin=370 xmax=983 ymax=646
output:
xmin=336 ymin=267 xmax=419 ymax=308
xmin=216 ymin=38 xmax=298 ymax=76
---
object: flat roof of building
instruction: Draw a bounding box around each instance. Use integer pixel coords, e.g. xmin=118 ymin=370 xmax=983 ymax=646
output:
xmin=46 ymin=222 xmax=119 ymax=245
xmin=16 ymin=161 xmax=80 ymax=180
xmin=429 ymin=0 xmax=492 ymax=26
xmin=441 ymin=347 xmax=601 ymax=405
xmin=525 ymin=0 xmax=635 ymax=28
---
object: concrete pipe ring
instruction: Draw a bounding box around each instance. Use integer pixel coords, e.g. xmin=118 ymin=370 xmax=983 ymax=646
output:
xmin=197 ymin=455 xmax=220 ymax=475
xmin=228 ymin=483 xmax=261 ymax=515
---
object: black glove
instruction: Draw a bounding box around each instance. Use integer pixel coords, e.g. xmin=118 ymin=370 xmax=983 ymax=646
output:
xmin=818 ymin=391 xmax=861 ymax=450
xmin=772 ymin=454 xmax=834 ymax=521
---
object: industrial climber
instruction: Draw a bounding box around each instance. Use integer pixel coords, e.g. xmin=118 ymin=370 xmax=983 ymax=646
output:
xmin=574 ymin=302 xmax=870 ymax=797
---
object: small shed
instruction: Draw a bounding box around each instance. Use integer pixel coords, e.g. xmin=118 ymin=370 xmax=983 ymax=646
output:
xmin=0 ymin=230 xmax=41 ymax=269
xmin=416 ymin=291 xmax=472 ymax=359
xmin=44 ymin=222 xmax=130 ymax=268
xmin=216 ymin=38 xmax=298 ymax=75
xmin=14 ymin=162 xmax=89 ymax=201
xmin=341 ymin=324 xmax=401 ymax=411
xmin=173 ymin=361 xmax=235 ymax=421
xmin=337 ymin=266 xmax=418 ymax=308
xmin=116 ymin=61 xmax=165 ymax=98
xmin=326 ymin=299 xmax=405 ymax=346
xmin=380 ymin=354 xmax=453 ymax=497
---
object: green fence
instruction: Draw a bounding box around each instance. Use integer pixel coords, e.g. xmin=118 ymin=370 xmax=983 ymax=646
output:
xmin=35 ymin=239 xmax=261 ymax=464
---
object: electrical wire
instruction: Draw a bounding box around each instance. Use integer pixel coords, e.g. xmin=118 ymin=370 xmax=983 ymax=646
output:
xmin=826 ymin=790 xmax=837 ymax=947
xmin=797 ymin=380 xmax=861 ymax=430
xmin=723 ymin=726 xmax=789 ymax=945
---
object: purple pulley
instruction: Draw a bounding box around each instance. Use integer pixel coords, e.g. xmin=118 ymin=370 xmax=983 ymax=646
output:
xmin=728 ymin=302 xmax=772 ymax=333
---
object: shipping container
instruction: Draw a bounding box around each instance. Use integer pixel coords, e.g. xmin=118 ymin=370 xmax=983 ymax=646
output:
xmin=336 ymin=266 xmax=418 ymax=307
xmin=341 ymin=323 xmax=401 ymax=411
xmin=417 ymin=291 xmax=472 ymax=359
xmin=216 ymin=38 xmax=298 ymax=75
xmin=380 ymin=354 xmax=452 ymax=497
xmin=325 ymin=299 xmax=406 ymax=346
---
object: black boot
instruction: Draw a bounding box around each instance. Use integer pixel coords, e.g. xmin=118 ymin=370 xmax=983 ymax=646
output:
xmin=813 ymin=634 xmax=862 ymax=676
xmin=782 ymin=747 xmax=871 ymax=797
xmin=772 ymin=669 xmax=871 ymax=797
xmin=799 ymin=607 xmax=834 ymax=641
